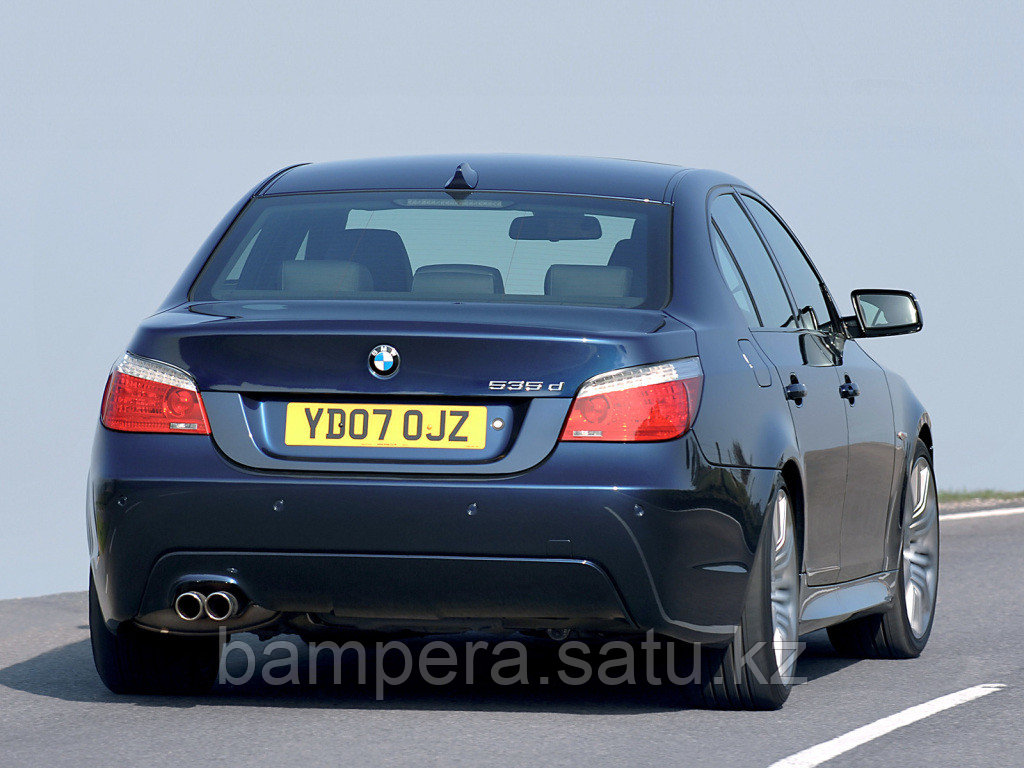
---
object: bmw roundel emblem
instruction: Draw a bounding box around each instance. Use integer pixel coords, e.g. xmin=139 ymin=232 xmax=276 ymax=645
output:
xmin=368 ymin=344 xmax=400 ymax=378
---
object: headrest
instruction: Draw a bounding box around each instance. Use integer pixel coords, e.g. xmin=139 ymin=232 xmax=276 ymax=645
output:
xmin=309 ymin=228 xmax=413 ymax=292
xmin=544 ymin=264 xmax=634 ymax=299
xmin=281 ymin=260 xmax=373 ymax=297
xmin=608 ymin=237 xmax=646 ymax=296
xmin=412 ymin=264 xmax=504 ymax=294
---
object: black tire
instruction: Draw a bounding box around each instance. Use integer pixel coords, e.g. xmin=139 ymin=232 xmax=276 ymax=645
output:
xmin=827 ymin=439 xmax=939 ymax=659
xmin=90 ymin=573 xmax=222 ymax=694
xmin=694 ymin=484 xmax=798 ymax=710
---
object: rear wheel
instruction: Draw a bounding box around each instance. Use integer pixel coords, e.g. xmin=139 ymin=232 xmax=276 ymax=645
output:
xmin=827 ymin=440 xmax=939 ymax=658
xmin=90 ymin=573 xmax=222 ymax=694
xmin=695 ymin=485 xmax=799 ymax=710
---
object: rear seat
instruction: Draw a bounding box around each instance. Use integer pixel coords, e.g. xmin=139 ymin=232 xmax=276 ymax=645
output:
xmin=304 ymin=228 xmax=413 ymax=292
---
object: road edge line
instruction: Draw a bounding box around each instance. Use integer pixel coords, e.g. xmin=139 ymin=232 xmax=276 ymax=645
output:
xmin=940 ymin=506 xmax=1024 ymax=521
xmin=767 ymin=683 xmax=1007 ymax=768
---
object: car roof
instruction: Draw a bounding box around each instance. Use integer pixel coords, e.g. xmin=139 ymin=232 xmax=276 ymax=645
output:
xmin=261 ymin=154 xmax=692 ymax=203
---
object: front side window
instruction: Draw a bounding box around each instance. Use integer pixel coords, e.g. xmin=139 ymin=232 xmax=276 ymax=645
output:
xmin=742 ymin=196 xmax=834 ymax=331
xmin=710 ymin=194 xmax=795 ymax=328
xmin=190 ymin=191 xmax=671 ymax=309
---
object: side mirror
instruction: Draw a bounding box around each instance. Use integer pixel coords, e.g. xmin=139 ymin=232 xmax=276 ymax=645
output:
xmin=848 ymin=289 xmax=923 ymax=337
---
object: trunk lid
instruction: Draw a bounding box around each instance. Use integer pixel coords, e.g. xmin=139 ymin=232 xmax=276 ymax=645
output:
xmin=128 ymin=300 xmax=696 ymax=473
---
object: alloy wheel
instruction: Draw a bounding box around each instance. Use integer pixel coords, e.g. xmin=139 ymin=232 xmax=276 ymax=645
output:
xmin=902 ymin=457 xmax=939 ymax=638
xmin=770 ymin=489 xmax=799 ymax=683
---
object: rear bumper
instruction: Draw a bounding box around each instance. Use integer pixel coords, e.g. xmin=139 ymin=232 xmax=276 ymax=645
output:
xmin=88 ymin=426 xmax=779 ymax=644
xmin=140 ymin=551 xmax=633 ymax=634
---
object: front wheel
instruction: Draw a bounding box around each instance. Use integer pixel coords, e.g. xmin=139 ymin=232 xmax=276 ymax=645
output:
xmin=695 ymin=484 xmax=799 ymax=710
xmin=90 ymin=573 xmax=222 ymax=694
xmin=827 ymin=439 xmax=939 ymax=658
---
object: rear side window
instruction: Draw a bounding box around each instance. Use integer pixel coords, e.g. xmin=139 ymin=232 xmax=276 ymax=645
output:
xmin=742 ymin=196 xmax=834 ymax=331
xmin=711 ymin=227 xmax=760 ymax=326
xmin=710 ymin=194 xmax=795 ymax=328
xmin=190 ymin=191 xmax=672 ymax=309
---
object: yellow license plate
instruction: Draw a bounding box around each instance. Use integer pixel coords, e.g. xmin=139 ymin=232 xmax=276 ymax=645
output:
xmin=284 ymin=403 xmax=487 ymax=449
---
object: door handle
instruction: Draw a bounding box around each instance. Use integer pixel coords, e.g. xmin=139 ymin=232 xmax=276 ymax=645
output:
xmin=839 ymin=379 xmax=860 ymax=403
xmin=784 ymin=380 xmax=808 ymax=403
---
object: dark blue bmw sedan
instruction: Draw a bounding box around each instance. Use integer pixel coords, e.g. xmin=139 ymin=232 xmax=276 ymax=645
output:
xmin=88 ymin=155 xmax=938 ymax=708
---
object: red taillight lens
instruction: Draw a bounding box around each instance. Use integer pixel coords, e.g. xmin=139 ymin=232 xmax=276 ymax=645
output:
xmin=560 ymin=358 xmax=702 ymax=442
xmin=100 ymin=353 xmax=211 ymax=435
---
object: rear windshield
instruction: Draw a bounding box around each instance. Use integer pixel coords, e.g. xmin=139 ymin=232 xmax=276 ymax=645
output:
xmin=189 ymin=191 xmax=671 ymax=308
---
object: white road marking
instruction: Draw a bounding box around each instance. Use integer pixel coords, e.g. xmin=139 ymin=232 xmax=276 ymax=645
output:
xmin=940 ymin=506 xmax=1024 ymax=521
xmin=767 ymin=683 xmax=1007 ymax=768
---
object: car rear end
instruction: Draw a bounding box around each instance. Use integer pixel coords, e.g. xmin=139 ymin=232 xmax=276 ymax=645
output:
xmin=88 ymin=176 xmax=773 ymax=648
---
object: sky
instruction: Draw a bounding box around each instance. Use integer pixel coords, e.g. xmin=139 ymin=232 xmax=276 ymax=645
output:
xmin=1 ymin=1 xmax=1022 ymax=598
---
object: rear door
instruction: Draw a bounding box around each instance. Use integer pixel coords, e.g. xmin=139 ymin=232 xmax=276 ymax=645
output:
xmin=740 ymin=194 xmax=895 ymax=582
xmin=711 ymin=193 xmax=848 ymax=586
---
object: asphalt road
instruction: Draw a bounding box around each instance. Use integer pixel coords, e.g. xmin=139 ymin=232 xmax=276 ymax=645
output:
xmin=1 ymin=508 xmax=1020 ymax=768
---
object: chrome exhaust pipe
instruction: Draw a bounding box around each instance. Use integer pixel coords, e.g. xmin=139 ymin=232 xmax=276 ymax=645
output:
xmin=204 ymin=591 xmax=240 ymax=621
xmin=174 ymin=591 xmax=206 ymax=621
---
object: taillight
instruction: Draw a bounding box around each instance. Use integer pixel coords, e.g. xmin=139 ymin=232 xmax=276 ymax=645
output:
xmin=560 ymin=358 xmax=702 ymax=442
xmin=100 ymin=353 xmax=211 ymax=435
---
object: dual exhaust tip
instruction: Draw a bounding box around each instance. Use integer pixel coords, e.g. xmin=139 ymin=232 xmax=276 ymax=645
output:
xmin=174 ymin=590 xmax=241 ymax=622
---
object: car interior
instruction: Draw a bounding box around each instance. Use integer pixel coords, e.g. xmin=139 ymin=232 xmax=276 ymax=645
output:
xmin=265 ymin=222 xmax=647 ymax=301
